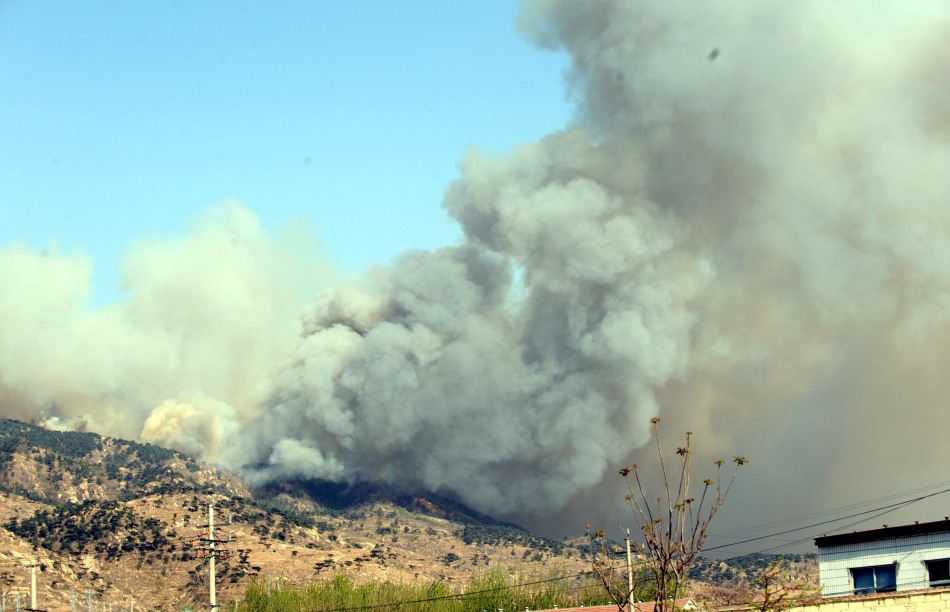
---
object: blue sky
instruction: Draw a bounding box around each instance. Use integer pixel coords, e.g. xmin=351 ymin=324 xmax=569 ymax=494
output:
xmin=0 ymin=1 xmax=571 ymax=303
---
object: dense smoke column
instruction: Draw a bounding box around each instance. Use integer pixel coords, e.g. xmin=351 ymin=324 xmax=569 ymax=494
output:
xmin=3 ymin=0 xmax=950 ymax=528
xmin=241 ymin=0 xmax=950 ymax=520
xmin=239 ymin=212 xmax=699 ymax=513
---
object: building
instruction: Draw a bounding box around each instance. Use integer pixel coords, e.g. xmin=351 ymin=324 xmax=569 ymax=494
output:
xmin=815 ymin=519 xmax=950 ymax=597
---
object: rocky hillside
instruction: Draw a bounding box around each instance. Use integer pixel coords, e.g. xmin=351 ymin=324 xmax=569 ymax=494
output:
xmin=689 ymin=553 xmax=820 ymax=608
xmin=0 ymin=418 xmax=245 ymax=503
xmin=0 ymin=419 xmax=593 ymax=611
xmin=0 ymin=419 xmax=819 ymax=611
xmin=691 ymin=552 xmax=817 ymax=586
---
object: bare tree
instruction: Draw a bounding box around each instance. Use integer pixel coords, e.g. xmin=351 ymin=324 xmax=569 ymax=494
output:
xmin=590 ymin=417 xmax=747 ymax=612
xmin=749 ymin=559 xmax=820 ymax=611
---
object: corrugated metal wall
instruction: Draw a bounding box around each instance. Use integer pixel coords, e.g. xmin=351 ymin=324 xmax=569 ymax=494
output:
xmin=818 ymin=531 xmax=950 ymax=597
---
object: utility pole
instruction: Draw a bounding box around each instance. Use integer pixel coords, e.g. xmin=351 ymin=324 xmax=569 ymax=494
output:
xmin=209 ymin=501 xmax=216 ymax=610
xmin=17 ymin=561 xmax=44 ymax=612
xmin=193 ymin=499 xmax=232 ymax=611
xmin=625 ymin=529 xmax=634 ymax=606
xmin=28 ymin=563 xmax=36 ymax=612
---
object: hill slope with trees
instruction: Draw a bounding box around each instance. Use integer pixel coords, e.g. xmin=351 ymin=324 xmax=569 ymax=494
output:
xmin=0 ymin=419 xmax=600 ymax=610
xmin=0 ymin=419 xmax=816 ymax=610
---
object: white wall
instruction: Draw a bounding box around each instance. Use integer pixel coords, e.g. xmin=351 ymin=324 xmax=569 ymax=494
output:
xmin=818 ymin=531 xmax=950 ymax=597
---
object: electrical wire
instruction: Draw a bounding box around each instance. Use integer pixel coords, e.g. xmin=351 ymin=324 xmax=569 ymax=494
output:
xmin=318 ymin=480 xmax=950 ymax=611
xmin=11 ymin=478 xmax=950 ymax=611
xmin=702 ymin=486 xmax=950 ymax=552
xmin=707 ymin=478 xmax=950 ymax=541
xmin=321 ymin=569 xmax=613 ymax=612
xmin=753 ymin=503 xmax=920 ymax=555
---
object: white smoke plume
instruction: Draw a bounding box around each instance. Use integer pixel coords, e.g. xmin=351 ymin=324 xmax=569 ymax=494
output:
xmin=1 ymin=200 xmax=332 ymax=450
xmin=4 ymin=1 xmax=950 ymax=536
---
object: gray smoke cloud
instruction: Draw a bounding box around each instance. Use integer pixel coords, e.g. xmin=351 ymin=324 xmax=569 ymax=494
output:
xmin=0 ymin=201 xmax=333 ymax=449
xmin=4 ymin=1 xmax=950 ymax=537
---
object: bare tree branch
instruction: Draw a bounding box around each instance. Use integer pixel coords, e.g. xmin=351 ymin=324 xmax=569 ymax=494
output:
xmin=590 ymin=418 xmax=747 ymax=612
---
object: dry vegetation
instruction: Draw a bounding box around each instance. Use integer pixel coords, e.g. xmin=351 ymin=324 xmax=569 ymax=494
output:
xmin=0 ymin=419 xmax=817 ymax=611
xmin=0 ymin=419 xmax=597 ymax=611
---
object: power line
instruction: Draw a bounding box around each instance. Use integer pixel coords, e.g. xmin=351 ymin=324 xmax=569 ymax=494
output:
xmin=357 ymin=482 xmax=950 ymax=608
xmin=9 ymin=477 xmax=950 ymax=611
xmin=314 ymin=482 xmax=950 ymax=612
xmin=706 ymin=478 xmax=950 ymax=541
xmin=702 ymin=486 xmax=950 ymax=553
xmin=753 ymin=503 xmax=910 ymax=555
xmin=320 ymin=569 xmax=610 ymax=612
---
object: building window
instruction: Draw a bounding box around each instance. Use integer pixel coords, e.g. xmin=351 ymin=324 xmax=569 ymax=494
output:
xmin=926 ymin=559 xmax=950 ymax=587
xmin=851 ymin=565 xmax=896 ymax=595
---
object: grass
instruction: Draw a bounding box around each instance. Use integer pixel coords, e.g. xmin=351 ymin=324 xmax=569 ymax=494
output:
xmin=236 ymin=567 xmax=613 ymax=611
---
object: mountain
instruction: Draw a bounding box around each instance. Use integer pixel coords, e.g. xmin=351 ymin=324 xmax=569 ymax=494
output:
xmin=0 ymin=419 xmax=592 ymax=611
xmin=0 ymin=419 xmax=819 ymax=611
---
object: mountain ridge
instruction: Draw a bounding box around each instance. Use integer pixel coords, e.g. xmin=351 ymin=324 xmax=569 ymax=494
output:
xmin=0 ymin=419 xmax=594 ymax=610
xmin=0 ymin=419 xmax=816 ymax=611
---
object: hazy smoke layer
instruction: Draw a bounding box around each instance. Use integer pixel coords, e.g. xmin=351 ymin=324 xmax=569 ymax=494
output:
xmin=4 ymin=1 xmax=950 ymax=531
xmin=0 ymin=201 xmax=331 ymax=448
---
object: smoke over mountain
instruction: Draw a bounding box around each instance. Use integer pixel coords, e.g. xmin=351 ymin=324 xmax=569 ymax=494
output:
xmin=4 ymin=1 xmax=950 ymax=536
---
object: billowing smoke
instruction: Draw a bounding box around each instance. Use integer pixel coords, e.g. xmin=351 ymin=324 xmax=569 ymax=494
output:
xmin=4 ymin=1 xmax=950 ymax=536
xmin=0 ymin=201 xmax=332 ymax=444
